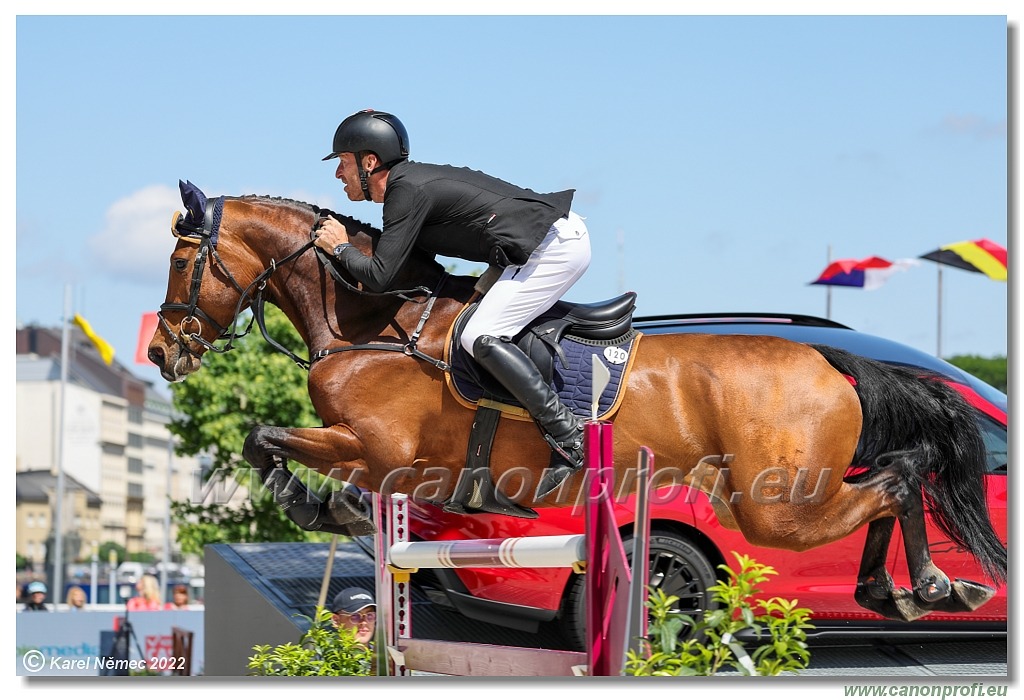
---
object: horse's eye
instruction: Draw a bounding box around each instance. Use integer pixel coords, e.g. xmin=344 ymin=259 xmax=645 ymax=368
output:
xmin=173 ymin=258 xmax=189 ymax=272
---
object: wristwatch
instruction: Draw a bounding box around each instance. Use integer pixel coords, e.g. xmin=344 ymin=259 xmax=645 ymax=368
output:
xmin=332 ymin=243 xmax=353 ymax=258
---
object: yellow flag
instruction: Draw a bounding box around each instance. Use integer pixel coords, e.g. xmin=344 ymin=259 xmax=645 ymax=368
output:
xmin=72 ymin=314 xmax=115 ymax=365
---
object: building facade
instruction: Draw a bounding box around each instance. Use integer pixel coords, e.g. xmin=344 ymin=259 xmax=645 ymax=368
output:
xmin=15 ymin=324 xmax=237 ymax=569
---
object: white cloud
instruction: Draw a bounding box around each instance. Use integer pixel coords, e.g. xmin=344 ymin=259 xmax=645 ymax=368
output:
xmin=940 ymin=114 xmax=1007 ymax=140
xmin=87 ymin=184 xmax=183 ymax=285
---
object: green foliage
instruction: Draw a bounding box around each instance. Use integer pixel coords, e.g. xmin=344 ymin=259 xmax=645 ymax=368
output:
xmin=169 ymin=305 xmax=319 ymax=471
xmin=625 ymin=552 xmax=814 ymax=676
xmin=126 ymin=552 xmax=157 ymax=564
xmin=16 ymin=553 xmax=28 ymax=570
xmin=171 ymin=486 xmax=330 ymax=556
xmin=945 ymin=354 xmax=1007 ymax=393
xmin=98 ymin=541 xmax=127 ymax=564
xmin=248 ymin=607 xmax=374 ymax=676
xmin=168 ymin=305 xmax=335 ymax=551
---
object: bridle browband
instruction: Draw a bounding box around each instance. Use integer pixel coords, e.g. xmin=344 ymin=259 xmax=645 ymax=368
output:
xmin=159 ymin=198 xmax=450 ymax=372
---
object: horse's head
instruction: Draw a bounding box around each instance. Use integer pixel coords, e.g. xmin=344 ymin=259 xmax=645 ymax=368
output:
xmin=148 ymin=180 xmax=456 ymax=382
xmin=147 ymin=181 xmax=308 ymax=382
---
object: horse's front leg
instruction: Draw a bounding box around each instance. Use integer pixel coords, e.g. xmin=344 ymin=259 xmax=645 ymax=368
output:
xmin=242 ymin=424 xmax=376 ymax=536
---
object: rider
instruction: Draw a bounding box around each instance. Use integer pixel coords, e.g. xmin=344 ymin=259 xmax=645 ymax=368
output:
xmin=314 ymin=109 xmax=592 ymax=497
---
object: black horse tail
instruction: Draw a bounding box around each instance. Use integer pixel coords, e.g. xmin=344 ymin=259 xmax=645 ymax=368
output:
xmin=811 ymin=344 xmax=1006 ymax=584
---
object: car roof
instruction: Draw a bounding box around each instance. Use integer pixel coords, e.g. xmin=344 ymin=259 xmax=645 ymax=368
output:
xmin=633 ymin=312 xmax=1007 ymax=413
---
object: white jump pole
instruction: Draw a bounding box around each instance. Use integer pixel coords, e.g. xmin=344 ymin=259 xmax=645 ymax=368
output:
xmin=388 ymin=535 xmax=586 ymax=571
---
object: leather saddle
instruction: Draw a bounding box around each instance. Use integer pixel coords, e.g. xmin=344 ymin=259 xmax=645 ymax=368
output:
xmin=449 ymin=291 xmax=638 ymax=407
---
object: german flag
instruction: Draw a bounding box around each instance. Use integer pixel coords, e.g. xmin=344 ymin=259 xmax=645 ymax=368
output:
xmin=920 ymin=238 xmax=1007 ymax=281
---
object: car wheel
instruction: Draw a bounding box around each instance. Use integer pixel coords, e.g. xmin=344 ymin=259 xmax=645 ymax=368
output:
xmin=557 ymin=529 xmax=720 ymax=652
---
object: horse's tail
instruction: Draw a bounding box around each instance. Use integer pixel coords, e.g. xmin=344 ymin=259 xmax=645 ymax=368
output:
xmin=811 ymin=343 xmax=1006 ymax=584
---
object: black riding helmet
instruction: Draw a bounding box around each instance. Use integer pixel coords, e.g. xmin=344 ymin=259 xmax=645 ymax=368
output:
xmin=322 ymin=110 xmax=409 ymax=201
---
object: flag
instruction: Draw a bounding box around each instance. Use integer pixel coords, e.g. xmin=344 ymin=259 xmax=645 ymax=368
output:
xmin=72 ymin=313 xmax=115 ymax=365
xmin=919 ymin=238 xmax=1007 ymax=281
xmin=135 ymin=312 xmax=160 ymax=365
xmin=810 ymin=256 xmax=919 ymax=290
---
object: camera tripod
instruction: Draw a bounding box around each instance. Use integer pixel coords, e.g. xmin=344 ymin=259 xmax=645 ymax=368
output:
xmin=101 ymin=606 xmax=146 ymax=676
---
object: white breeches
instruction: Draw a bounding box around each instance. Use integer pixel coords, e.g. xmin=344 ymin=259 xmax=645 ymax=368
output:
xmin=461 ymin=211 xmax=592 ymax=356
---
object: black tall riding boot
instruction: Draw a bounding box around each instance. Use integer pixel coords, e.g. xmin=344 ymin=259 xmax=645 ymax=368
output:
xmin=473 ymin=335 xmax=584 ymax=498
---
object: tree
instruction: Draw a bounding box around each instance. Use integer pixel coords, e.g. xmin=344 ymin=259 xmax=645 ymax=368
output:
xmin=168 ymin=305 xmax=335 ymax=554
xmin=98 ymin=541 xmax=127 ymax=564
xmin=945 ymin=355 xmax=1007 ymax=393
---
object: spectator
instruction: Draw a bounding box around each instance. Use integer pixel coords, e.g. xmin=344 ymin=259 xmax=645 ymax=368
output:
xmin=23 ymin=581 xmax=50 ymax=611
xmin=127 ymin=574 xmax=170 ymax=611
xmin=66 ymin=585 xmax=87 ymax=611
xmin=331 ymin=587 xmax=376 ymax=647
xmin=169 ymin=584 xmax=190 ymax=609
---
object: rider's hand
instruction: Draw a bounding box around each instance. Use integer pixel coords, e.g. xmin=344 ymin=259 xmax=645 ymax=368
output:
xmin=314 ymin=216 xmax=351 ymax=252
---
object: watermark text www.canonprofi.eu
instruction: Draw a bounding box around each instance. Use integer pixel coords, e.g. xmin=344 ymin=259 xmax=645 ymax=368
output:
xmin=843 ymin=684 xmax=1007 ymax=698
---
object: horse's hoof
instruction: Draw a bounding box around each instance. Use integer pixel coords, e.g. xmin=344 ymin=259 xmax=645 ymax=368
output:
xmin=923 ymin=579 xmax=996 ymax=613
xmin=914 ymin=575 xmax=951 ymax=604
xmin=322 ymin=491 xmax=377 ymax=535
xmin=857 ymin=572 xmax=894 ymax=601
xmin=854 ymin=586 xmax=930 ymax=622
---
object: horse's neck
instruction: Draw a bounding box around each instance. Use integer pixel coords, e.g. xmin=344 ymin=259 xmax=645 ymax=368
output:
xmin=252 ymin=207 xmax=471 ymax=351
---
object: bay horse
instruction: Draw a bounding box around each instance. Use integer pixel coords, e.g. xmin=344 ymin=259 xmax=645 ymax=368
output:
xmin=148 ymin=183 xmax=1005 ymax=622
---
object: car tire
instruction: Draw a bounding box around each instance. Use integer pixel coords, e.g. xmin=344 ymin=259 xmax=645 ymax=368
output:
xmin=557 ymin=529 xmax=720 ymax=652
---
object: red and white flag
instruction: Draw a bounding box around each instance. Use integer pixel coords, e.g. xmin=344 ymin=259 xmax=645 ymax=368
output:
xmin=135 ymin=312 xmax=160 ymax=365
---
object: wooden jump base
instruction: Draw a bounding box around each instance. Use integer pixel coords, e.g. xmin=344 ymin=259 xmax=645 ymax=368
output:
xmin=371 ymin=420 xmax=653 ymax=677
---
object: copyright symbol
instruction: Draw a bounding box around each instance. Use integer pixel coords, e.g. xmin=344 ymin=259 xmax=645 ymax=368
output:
xmin=22 ymin=649 xmax=45 ymax=673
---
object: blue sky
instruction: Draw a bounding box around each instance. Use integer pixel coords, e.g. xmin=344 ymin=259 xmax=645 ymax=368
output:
xmin=12 ymin=12 xmax=1012 ymax=391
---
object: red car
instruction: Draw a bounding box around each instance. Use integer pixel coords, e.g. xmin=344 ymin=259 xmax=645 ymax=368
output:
xmin=374 ymin=314 xmax=1007 ymax=650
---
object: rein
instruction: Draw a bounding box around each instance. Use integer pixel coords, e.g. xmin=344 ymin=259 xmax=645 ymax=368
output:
xmin=161 ymin=199 xmax=450 ymax=372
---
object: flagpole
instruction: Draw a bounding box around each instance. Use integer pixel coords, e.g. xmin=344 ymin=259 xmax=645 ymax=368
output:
xmin=161 ymin=435 xmax=174 ymax=599
xmin=53 ymin=284 xmax=71 ymax=605
xmin=936 ymin=264 xmax=943 ymax=358
xmin=826 ymin=245 xmax=833 ymax=320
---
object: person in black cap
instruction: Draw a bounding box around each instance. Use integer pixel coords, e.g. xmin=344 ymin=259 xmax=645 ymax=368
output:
xmin=331 ymin=586 xmax=376 ymax=646
xmin=315 ymin=109 xmax=592 ymax=498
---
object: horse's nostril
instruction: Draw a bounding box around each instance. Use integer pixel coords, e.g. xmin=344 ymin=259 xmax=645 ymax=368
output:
xmin=148 ymin=347 xmax=164 ymax=367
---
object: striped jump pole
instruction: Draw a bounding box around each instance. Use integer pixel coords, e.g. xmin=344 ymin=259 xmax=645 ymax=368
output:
xmin=389 ymin=535 xmax=586 ymax=571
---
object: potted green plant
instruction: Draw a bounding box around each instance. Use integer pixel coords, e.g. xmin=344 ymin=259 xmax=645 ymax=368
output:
xmin=625 ymin=552 xmax=814 ymax=676
xmin=247 ymin=607 xmax=375 ymax=676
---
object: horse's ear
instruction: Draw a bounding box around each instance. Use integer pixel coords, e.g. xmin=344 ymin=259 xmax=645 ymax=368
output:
xmin=178 ymin=180 xmax=207 ymax=227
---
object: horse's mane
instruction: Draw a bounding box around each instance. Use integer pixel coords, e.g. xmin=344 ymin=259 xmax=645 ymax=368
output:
xmin=231 ymin=193 xmax=453 ymax=291
xmin=233 ymin=193 xmax=379 ymax=235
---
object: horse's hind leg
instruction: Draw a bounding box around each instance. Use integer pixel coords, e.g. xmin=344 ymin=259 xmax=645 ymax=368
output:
xmin=854 ymin=517 xmax=930 ymax=621
xmin=899 ymin=487 xmax=996 ymax=614
xmin=243 ymin=425 xmax=376 ymax=536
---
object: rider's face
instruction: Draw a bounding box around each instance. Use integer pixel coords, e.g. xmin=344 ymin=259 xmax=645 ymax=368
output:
xmin=334 ymin=153 xmax=366 ymax=202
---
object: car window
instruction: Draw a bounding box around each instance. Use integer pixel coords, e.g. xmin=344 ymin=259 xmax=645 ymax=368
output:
xmin=977 ymin=414 xmax=1008 ymax=474
xmin=635 ymin=319 xmax=1008 ymax=414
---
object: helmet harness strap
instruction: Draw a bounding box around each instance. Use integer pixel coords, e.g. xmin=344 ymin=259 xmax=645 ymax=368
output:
xmin=355 ymin=152 xmax=373 ymax=202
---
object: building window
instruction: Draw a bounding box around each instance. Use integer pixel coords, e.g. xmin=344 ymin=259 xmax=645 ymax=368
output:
xmin=37 ymin=513 xmax=46 ymax=530
xmin=127 ymin=482 xmax=144 ymax=499
xmin=128 ymin=406 xmax=143 ymax=424
xmin=128 ymin=457 xmax=144 ymax=474
xmin=128 ymin=433 xmax=144 ymax=449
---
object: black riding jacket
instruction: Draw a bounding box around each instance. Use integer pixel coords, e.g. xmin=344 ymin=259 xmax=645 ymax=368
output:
xmin=338 ymin=161 xmax=574 ymax=292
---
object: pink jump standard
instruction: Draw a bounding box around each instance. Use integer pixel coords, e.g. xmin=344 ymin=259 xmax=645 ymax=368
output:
xmin=375 ymin=420 xmax=651 ymax=677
